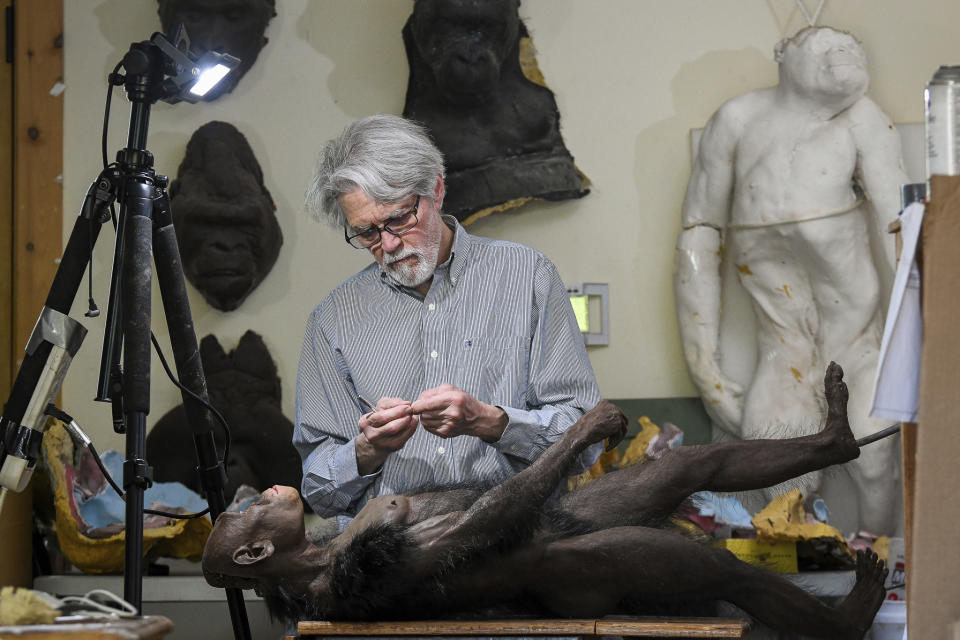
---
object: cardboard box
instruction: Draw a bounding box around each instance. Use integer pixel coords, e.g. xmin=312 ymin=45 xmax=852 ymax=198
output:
xmin=714 ymin=538 xmax=798 ymax=574
xmin=910 ymin=174 xmax=960 ymax=637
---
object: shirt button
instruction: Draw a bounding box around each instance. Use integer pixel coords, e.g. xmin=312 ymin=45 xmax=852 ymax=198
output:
xmin=437 ymin=446 xmax=445 ymax=455
xmin=428 ymin=303 xmax=436 ymax=311
xmin=430 ymin=350 xmax=438 ymax=359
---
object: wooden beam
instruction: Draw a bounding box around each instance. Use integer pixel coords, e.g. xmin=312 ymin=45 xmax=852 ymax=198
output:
xmin=0 ymin=0 xmax=10 ymax=391
xmin=13 ymin=0 xmax=62 ymax=355
xmin=298 ymin=617 xmax=749 ymax=638
xmin=1 ymin=0 xmax=64 ymax=590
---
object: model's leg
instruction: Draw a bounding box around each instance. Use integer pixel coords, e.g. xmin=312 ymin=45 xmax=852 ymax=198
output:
xmin=553 ymin=362 xmax=859 ymax=529
xmin=529 ymin=527 xmax=886 ymax=640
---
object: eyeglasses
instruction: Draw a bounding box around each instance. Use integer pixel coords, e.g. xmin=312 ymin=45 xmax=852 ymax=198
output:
xmin=344 ymin=195 xmax=421 ymax=249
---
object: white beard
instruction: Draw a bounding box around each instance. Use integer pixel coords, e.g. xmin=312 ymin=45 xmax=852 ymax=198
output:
xmin=383 ymin=244 xmax=439 ymax=288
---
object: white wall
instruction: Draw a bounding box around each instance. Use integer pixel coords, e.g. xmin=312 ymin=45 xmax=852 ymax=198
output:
xmin=61 ymin=0 xmax=960 ymax=451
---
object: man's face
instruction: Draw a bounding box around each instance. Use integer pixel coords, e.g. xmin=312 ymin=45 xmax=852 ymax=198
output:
xmin=341 ymin=187 xmax=445 ymax=289
xmin=783 ymin=28 xmax=868 ymax=101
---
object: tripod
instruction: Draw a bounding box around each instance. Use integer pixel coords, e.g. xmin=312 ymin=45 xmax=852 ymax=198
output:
xmin=2 ymin=36 xmax=251 ymax=639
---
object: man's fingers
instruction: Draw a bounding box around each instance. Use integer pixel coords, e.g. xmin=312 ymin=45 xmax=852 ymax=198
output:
xmin=365 ymin=415 xmax=418 ymax=442
xmin=410 ymin=394 xmax=449 ymax=415
xmin=364 ymin=403 xmax=413 ymax=428
xmin=420 ymin=420 xmax=454 ymax=438
xmin=376 ymin=396 xmax=409 ymax=410
xmin=411 ymin=384 xmax=467 ymax=414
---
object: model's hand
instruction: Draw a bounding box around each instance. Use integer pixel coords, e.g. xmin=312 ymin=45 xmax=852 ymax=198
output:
xmin=356 ymin=398 xmax=417 ymax=474
xmin=410 ymin=384 xmax=507 ymax=442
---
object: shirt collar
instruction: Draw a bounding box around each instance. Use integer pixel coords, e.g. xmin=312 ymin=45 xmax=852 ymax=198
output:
xmin=443 ymin=214 xmax=470 ymax=287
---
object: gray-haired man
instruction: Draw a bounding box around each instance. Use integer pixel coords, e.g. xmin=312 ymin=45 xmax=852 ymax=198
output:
xmin=296 ymin=115 xmax=600 ymax=526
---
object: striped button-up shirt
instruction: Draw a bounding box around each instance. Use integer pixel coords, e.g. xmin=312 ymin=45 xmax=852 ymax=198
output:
xmin=294 ymin=216 xmax=601 ymax=523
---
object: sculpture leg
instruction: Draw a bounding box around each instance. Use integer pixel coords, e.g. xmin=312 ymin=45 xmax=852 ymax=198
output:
xmin=840 ymin=339 xmax=900 ymax=534
xmin=553 ymin=363 xmax=858 ymax=529
xmin=528 ymin=527 xmax=885 ymax=640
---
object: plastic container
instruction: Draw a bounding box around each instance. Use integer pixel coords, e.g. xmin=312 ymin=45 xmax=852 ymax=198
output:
xmin=870 ymin=599 xmax=907 ymax=640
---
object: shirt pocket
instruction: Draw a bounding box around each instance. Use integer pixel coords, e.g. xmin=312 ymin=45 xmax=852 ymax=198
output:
xmin=454 ymin=335 xmax=528 ymax=405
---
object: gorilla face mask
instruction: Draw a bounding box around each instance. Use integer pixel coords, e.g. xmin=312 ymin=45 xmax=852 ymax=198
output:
xmin=146 ymin=330 xmax=303 ymax=500
xmin=170 ymin=121 xmax=282 ymax=311
xmin=402 ymin=0 xmax=589 ymax=222
xmin=157 ymin=0 xmax=276 ymax=100
xmin=409 ymin=0 xmax=520 ymax=106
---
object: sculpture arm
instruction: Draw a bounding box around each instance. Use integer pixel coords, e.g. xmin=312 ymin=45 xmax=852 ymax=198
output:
xmin=849 ymin=96 xmax=911 ymax=269
xmin=674 ymin=226 xmax=744 ymax=433
xmin=674 ymin=105 xmax=744 ymax=433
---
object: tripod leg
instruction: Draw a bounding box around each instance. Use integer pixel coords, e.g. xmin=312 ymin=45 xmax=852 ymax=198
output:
xmin=119 ymin=181 xmax=156 ymax=612
xmin=1 ymin=178 xmax=109 ymax=492
xmin=152 ymin=193 xmax=251 ymax=640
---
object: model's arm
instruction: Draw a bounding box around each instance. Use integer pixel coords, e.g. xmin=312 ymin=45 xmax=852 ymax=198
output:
xmin=412 ymin=255 xmax=603 ymax=472
xmin=675 ymin=104 xmax=744 ymax=434
xmin=294 ymin=301 xmax=414 ymax=517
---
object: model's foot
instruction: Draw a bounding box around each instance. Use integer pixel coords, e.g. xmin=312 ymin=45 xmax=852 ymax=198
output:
xmin=575 ymin=400 xmax=628 ymax=450
xmin=822 ymin=361 xmax=859 ymax=462
xmin=836 ymin=549 xmax=888 ymax=639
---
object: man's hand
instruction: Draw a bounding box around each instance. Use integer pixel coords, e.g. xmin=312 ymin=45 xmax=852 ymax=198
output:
xmin=410 ymin=384 xmax=508 ymax=443
xmin=355 ymin=398 xmax=417 ymax=475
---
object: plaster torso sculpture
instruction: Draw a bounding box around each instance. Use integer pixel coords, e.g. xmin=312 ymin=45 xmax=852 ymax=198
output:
xmin=675 ymin=27 xmax=907 ymax=534
xmin=204 ymin=369 xmax=889 ymax=639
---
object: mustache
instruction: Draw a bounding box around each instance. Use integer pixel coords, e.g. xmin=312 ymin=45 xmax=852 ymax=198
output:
xmin=384 ymin=247 xmax=424 ymax=266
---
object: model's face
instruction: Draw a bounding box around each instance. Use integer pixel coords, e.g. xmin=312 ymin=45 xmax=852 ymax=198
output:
xmin=341 ymin=188 xmax=444 ymax=289
xmin=229 ymin=485 xmax=305 ymax=547
xmin=157 ymin=0 xmax=275 ymax=99
xmin=784 ymin=28 xmax=868 ymax=100
xmin=202 ymin=484 xmax=306 ymax=582
xmin=410 ymin=0 xmax=519 ymax=104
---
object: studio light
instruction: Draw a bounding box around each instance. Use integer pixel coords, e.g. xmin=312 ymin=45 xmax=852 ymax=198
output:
xmin=189 ymin=61 xmax=232 ymax=97
xmin=148 ymin=29 xmax=239 ymax=103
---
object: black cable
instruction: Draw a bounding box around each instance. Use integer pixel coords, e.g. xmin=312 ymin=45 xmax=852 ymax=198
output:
xmin=149 ymin=332 xmax=232 ymax=466
xmin=102 ymin=61 xmax=123 ymax=171
xmin=89 ymin=442 xmax=123 ymax=497
xmin=46 ymin=405 xmax=210 ymax=520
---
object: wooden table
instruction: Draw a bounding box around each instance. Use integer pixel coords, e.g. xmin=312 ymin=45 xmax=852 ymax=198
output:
xmin=0 ymin=616 xmax=174 ymax=639
xmin=297 ymin=616 xmax=750 ymax=638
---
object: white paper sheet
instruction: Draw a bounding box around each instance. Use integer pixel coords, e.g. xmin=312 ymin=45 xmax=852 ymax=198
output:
xmin=870 ymin=202 xmax=925 ymax=422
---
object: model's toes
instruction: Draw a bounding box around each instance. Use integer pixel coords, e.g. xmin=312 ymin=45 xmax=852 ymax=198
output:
xmin=824 ymin=362 xmax=849 ymax=412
